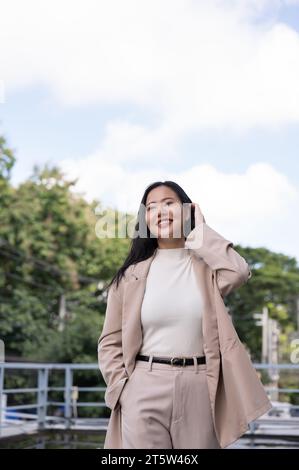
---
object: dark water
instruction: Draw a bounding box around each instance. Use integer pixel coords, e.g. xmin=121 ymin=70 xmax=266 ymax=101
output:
xmin=0 ymin=430 xmax=106 ymax=449
xmin=0 ymin=431 xmax=299 ymax=449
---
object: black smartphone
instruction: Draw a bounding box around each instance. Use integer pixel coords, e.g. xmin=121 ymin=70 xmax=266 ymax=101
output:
xmin=190 ymin=203 xmax=195 ymax=230
xmin=184 ymin=203 xmax=195 ymax=238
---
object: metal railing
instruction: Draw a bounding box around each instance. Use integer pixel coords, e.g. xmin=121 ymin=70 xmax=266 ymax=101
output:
xmin=0 ymin=362 xmax=107 ymax=437
xmin=0 ymin=362 xmax=299 ymax=438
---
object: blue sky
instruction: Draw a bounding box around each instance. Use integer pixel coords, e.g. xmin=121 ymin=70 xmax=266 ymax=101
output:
xmin=0 ymin=0 xmax=298 ymax=261
xmin=2 ymin=88 xmax=299 ymax=190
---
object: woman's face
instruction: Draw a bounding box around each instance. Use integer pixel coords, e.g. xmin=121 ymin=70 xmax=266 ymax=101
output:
xmin=145 ymin=186 xmax=186 ymax=239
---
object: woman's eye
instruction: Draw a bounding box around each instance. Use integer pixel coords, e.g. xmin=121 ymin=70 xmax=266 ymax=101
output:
xmin=146 ymin=201 xmax=173 ymax=211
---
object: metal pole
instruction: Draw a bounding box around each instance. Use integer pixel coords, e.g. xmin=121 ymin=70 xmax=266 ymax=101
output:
xmin=262 ymin=306 xmax=269 ymax=364
xmin=37 ymin=368 xmax=49 ymax=429
xmin=64 ymin=367 xmax=73 ymax=429
xmin=268 ymin=319 xmax=280 ymax=401
xmin=0 ymin=365 xmax=4 ymax=437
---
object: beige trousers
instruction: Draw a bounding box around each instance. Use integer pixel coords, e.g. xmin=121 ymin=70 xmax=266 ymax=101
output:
xmin=118 ymin=356 xmax=221 ymax=449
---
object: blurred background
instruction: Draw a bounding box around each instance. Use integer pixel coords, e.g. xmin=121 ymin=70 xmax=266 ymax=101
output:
xmin=0 ymin=0 xmax=299 ymax=449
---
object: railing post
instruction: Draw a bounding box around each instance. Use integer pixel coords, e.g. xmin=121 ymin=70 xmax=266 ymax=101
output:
xmin=0 ymin=365 xmax=4 ymax=436
xmin=249 ymin=421 xmax=258 ymax=433
xmin=64 ymin=367 xmax=73 ymax=429
xmin=37 ymin=368 xmax=48 ymax=430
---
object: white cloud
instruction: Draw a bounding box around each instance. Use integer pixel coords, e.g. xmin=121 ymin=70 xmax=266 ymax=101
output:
xmin=0 ymin=80 xmax=4 ymax=103
xmin=1 ymin=0 xmax=299 ymax=259
xmin=99 ymin=119 xmax=179 ymax=163
xmin=0 ymin=0 xmax=299 ymax=132
xmin=59 ymin=152 xmax=299 ymax=260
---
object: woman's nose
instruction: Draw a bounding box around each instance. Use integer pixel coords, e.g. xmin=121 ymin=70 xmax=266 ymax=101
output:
xmin=158 ymin=205 xmax=170 ymax=218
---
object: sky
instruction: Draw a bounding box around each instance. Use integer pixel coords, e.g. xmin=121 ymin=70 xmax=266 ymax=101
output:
xmin=0 ymin=0 xmax=299 ymax=262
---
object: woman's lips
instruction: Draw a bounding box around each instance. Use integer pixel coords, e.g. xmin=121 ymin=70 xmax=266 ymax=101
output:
xmin=157 ymin=219 xmax=173 ymax=228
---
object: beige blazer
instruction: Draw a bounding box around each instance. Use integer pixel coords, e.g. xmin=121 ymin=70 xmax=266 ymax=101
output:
xmin=98 ymin=222 xmax=272 ymax=449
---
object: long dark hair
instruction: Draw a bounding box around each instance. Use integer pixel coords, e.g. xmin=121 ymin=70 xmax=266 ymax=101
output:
xmin=104 ymin=180 xmax=195 ymax=292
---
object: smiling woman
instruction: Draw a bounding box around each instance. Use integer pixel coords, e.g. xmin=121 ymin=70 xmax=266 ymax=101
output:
xmin=145 ymin=187 xmax=191 ymax=249
xmin=98 ymin=180 xmax=271 ymax=449
xmin=104 ymin=181 xmax=197 ymax=291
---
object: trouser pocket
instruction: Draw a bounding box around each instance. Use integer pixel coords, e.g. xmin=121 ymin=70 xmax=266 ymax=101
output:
xmin=119 ymin=366 xmax=138 ymax=408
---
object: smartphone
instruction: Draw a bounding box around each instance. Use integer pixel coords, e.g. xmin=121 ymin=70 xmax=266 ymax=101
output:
xmin=190 ymin=203 xmax=195 ymax=231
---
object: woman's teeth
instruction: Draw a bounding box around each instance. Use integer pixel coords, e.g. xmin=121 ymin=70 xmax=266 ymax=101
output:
xmin=158 ymin=220 xmax=172 ymax=227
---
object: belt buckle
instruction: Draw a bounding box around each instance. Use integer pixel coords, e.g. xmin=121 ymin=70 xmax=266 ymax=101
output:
xmin=170 ymin=357 xmax=186 ymax=367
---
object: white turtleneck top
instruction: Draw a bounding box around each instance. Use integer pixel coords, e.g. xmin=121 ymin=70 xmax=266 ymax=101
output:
xmin=138 ymin=246 xmax=205 ymax=357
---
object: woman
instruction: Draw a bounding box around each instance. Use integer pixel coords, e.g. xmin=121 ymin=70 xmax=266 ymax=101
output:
xmin=98 ymin=180 xmax=272 ymax=449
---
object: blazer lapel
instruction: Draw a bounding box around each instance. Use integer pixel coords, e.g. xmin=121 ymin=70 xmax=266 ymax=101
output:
xmin=189 ymin=252 xmax=221 ymax=431
xmin=122 ymin=248 xmax=220 ymax=417
xmin=122 ymin=252 xmax=157 ymax=376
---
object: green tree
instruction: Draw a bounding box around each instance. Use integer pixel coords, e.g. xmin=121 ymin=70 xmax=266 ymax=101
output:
xmin=0 ymin=156 xmax=129 ymax=362
xmin=228 ymin=246 xmax=299 ymax=362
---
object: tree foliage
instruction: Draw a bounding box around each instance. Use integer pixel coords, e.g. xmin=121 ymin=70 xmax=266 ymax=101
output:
xmin=1 ymin=134 xmax=299 ymax=377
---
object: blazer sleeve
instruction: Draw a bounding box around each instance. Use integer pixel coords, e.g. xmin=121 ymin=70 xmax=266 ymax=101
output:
xmin=185 ymin=222 xmax=252 ymax=298
xmin=97 ymin=281 xmax=129 ymax=409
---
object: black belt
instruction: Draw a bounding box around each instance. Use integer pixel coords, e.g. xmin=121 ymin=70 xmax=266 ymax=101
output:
xmin=136 ymin=354 xmax=206 ymax=367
